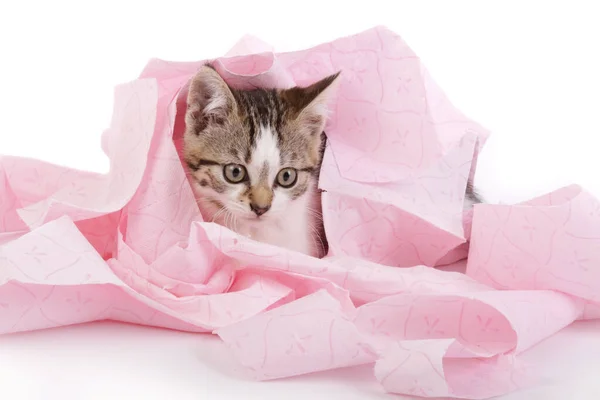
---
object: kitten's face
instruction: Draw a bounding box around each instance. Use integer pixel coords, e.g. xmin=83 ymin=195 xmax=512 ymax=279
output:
xmin=183 ymin=65 xmax=338 ymax=224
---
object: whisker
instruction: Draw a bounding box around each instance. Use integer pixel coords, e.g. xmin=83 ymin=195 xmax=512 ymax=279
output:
xmin=226 ymin=210 xmax=236 ymax=233
xmin=307 ymin=222 xmax=326 ymax=257
xmin=305 ymin=206 xmax=324 ymax=218
xmin=224 ymin=210 xmax=233 ymax=231
xmin=211 ymin=208 xmax=227 ymax=223
xmin=232 ymin=213 xmax=239 ymax=234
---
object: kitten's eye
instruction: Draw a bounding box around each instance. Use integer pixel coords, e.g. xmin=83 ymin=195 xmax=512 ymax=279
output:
xmin=276 ymin=168 xmax=298 ymax=188
xmin=223 ymin=164 xmax=247 ymax=184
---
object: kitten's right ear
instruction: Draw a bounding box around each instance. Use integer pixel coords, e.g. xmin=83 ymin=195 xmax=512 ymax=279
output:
xmin=281 ymin=72 xmax=341 ymax=136
xmin=186 ymin=65 xmax=237 ymax=133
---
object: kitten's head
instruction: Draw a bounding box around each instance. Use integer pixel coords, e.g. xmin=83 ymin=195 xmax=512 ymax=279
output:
xmin=183 ymin=65 xmax=339 ymax=223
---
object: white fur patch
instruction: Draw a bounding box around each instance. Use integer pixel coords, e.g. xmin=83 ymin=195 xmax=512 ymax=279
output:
xmin=247 ymin=125 xmax=281 ymax=183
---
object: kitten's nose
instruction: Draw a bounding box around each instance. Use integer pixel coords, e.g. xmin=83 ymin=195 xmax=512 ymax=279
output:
xmin=250 ymin=203 xmax=270 ymax=217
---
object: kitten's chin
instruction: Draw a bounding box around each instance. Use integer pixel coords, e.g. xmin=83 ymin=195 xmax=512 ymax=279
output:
xmin=238 ymin=213 xmax=276 ymax=224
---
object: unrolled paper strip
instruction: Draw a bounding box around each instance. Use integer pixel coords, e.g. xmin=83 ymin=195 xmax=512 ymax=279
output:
xmin=1 ymin=26 xmax=598 ymax=399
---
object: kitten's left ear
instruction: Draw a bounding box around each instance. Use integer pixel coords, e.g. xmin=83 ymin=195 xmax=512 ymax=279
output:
xmin=282 ymin=72 xmax=341 ymax=134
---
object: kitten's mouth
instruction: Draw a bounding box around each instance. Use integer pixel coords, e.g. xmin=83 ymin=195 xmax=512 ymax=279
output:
xmin=220 ymin=203 xmax=275 ymax=223
xmin=244 ymin=214 xmax=267 ymax=221
xmin=240 ymin=210 xmax=277 ymax=223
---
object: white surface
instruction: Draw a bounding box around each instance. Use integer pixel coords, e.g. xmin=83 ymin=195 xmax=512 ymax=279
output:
xmin=1 ymin=1 xmax=600 ymax=399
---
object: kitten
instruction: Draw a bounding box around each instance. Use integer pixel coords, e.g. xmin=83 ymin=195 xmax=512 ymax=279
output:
xmin=183 ymin=65 xmax=338 ymax=258
xmin=465 ymin=181 xmax=482 ymax=210
xmin=183 ymin=65 xmax=482 ymax=258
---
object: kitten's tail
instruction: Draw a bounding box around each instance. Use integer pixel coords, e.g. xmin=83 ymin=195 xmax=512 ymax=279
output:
xmin=466 ymin=181 xmax=483 ymax=204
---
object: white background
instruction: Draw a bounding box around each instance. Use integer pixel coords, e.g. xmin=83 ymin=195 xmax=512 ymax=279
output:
xmin=1 ymin=1 xmax=600 ymax=399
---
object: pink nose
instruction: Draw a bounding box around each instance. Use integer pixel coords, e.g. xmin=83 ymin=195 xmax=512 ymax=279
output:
xmin=250 ymin=204 xmax=270 ymax=216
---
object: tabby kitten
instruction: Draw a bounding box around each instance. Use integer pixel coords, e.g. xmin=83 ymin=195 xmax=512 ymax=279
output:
xmin=183 ymin=65 xmax=338 ymax=258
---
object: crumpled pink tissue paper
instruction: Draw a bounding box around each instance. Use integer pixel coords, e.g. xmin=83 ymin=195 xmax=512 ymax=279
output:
xmin=1 ymin=26 xmax=599 ymax=399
